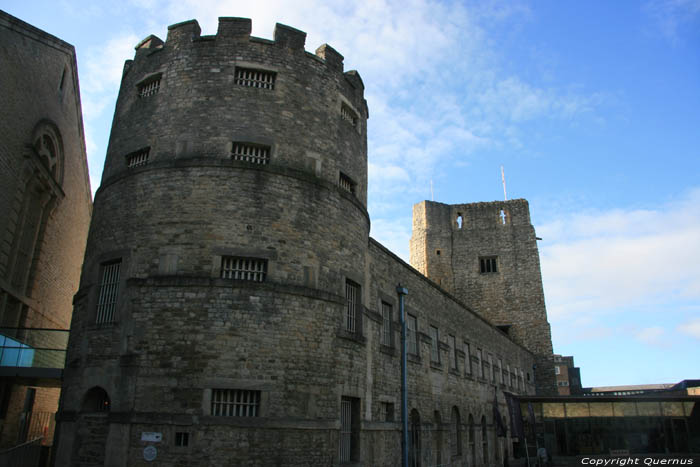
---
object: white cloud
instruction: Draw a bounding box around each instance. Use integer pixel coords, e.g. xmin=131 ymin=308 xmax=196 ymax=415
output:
xmin=370 ymin=217 xmax=413 ymax=262
xmin=677 ymin=318 xmax=700 ymax=339
xmin=635 ymin=326 xmax=667 ymax=345
xmin=644 ymin=0 xmax=700 ymax=43
xmin=541 ymin=188 xmax=700 ymax=319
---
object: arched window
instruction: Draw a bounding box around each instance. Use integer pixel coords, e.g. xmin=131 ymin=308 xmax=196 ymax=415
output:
xmin=409 ymin=409 xmax=421 ymax=467
xmin=456 ymin=214 xmax=463 ymax=229
xmin=468 ymin=414 xmax=475 ymax=466
xmin=451 ymin=406 xmax=461 ymax=457
xmin=481 ymin=415 xmax=488 ymax=463
xmin=82 ymin=387 xmax=111 ymax=413
xmin=31 ymin=120 xmax=64 ymax=185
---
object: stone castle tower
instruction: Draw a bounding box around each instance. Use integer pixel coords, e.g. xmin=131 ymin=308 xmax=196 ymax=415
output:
xmin=56 ymin=16 xmax=548 ymax=467
xmin=410 ymin=199 xmax=556 ymax=394
xmin=56 ymin=18 xmax=370 ymax=465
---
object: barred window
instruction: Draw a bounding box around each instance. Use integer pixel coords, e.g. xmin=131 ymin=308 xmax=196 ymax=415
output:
xmin=175 ymin=432 xmax=189 ymax=447
xmin=480 ymin=256 xmax=498 ymax=274
xmin=345 ymin=280 xmax=359 ymax=333
xmin=380 ymin=301 xmax=392 ymax=346
xmin=231 ymin=142 xmax=270 ymax=165
xmin=96 ymin=260 xmax=121 ymax=324
xmin=464 ymin=342 xmax=472 ymax=375
xmin=430 ymin=326 xmax=439 ymax=363
xmin=138 ymin=78 xmax=160 ymax=97
xmin=126 ymin=147 xmax=150 ymax=168
xmin=477 ymin=349 xmax=484 ymax=378
xmin=220 ymin=257 xmax=267 ymax=282
xmin=235 ymin=67 xmax=275 ymax=90
xmin=341 ymin=103 xmax=358 ymax=127
xmin=406 ymin=314 xmax=418 ymax=355
xmin=339 ymin=172 xmax=356 ymax=195
xmin=211 ymin=389 xmax=260 ymax=416
xmin=449 ymin=335 xmax=457 ymax=370
xmin=340 ymin=396 xmax=360 ymax=462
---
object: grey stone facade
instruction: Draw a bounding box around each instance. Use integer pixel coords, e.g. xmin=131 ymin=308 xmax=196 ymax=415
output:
xmin=0 ymin=10 xmax=92 ymax=450
xmin=56 ymin=17 xmax=549 ymax=466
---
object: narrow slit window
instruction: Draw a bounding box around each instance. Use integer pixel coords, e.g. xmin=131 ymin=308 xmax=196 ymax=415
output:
xmin=456 ymin=214 xmax=463 ymax=229
xmin=345 ymin=280 xmax=359 ymax=333
xmin=126 ymin=147 xmax=150 ymax=168
xmin=235 ymin=67 xmax=276 ymax=90
xmin=220 ymin=257 xmax=267 ymax=282
xmin=381 ymin=301 xmax=392 ymax=346
xmin=231 ymin=142 xmax=270 ymax=165
xmin=96 ymin=260 xmax=121 ymax=324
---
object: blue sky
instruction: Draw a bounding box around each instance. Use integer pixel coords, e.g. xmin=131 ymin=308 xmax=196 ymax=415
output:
xmin=5 ymin=0 xmax=699 ymax=387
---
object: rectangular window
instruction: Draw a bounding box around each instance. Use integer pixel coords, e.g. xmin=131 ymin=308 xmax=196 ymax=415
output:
xmin=210 ymin=389 xmax=260 ymax=416
xmin=381 ymin=402 xmax=394 ymax=422
xmin=380 ymin=301 xmax=392 ymax=346
xmin=345 ymin=280 xmax=359 ymax=333
xmin=138 ymin=78 xmax=160 ymax=97
xmin=498 ymin=358 xmax=504 ymax=384
xmin=464 ymin=342 xmax=472 ymax=375
xmin=558 ymin=381 xmax=570 ymax=387
xmin=407 ymin=314 xmax=418 ymax=355
xmin=126 ymin=147 xmax=150 ymax=168
xmin=175 ymin=432 xmax=189 ymax=447
xmin=231 ymin=142 xmax=270 ymax=165
xmin=235 ymin=67 xmax=276 ymax=90
xmin=340 ymin=103 xmax=358 ymax=127
xmin=340 ymin=396 xmax=360 ymax=462
xmin=430 ymin=326 xmax=439 ymax=363
xmin=220 ymin=257 xmax=267 ymax=282
xmin=490 ymin=354 xmax=496 ymax=382
xmin=339 ymin=172 xmax=356 ymax=195
xmin=555 ymin=366 xmax=561 ymax=375
xmin=449 ymin=335 xmax=457 ymax=370
xmin=96 ymin=260 xmax=121 ymax=324
xmin=477 ymin=348 xmax=484 ymax=378
xmin=480 ymin=256 xmax=498 ymax=273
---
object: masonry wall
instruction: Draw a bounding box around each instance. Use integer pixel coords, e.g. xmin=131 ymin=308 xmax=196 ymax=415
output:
xmin=0 ymin=11 xmax=91 ymax=449
xmin=410 ymin=200 xmax=557 ymax=395
xmin=57 ymin=16 xmax=549 ymax=466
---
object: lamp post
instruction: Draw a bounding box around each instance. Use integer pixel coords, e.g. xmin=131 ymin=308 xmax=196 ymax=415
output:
xmin=397 ymin=284 xmax=409 ymax=467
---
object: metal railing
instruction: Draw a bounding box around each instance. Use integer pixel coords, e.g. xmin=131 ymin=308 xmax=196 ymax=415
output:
xmin=0 ymin=437 xmax=43 ymax=467
xmin=0 ymin=328 xmax=69 ymax=369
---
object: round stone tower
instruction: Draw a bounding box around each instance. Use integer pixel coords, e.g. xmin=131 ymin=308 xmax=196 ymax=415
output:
xmin=56 ymin=18 xmax=370 ymax=466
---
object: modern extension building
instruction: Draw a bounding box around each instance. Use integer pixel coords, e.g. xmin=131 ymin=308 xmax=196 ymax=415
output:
xmin=0 ymin=8 xmax=92 ymax=457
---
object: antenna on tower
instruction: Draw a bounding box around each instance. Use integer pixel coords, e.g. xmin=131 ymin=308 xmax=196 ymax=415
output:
xmin=501 ymin=165 xmax=507 ymax=201
xmin=430 ymin=179 xmax=434 ymax=201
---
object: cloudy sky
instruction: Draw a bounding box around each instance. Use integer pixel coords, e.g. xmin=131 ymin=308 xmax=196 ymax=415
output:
xmin=5 ymin=0 xmax=699 ymax=387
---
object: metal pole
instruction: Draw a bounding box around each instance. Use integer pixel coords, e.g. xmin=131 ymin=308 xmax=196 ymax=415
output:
xmin=397 ymin=284 xmax=409 ymax=467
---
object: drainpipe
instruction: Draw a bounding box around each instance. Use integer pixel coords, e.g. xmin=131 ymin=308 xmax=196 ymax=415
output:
xmin=397 ymin=284 xmax=409 ymax=467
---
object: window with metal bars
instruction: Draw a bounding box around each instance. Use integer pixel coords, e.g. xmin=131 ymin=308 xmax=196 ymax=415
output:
xmin=220 ymin=257 xmax=267 ymax=282
xmin=449 ymin=335 xmax=458 ymax=370
xmin=138 ymin=78 xmax=160 ymax=97
xmin=340 ymin=396 xmax=360 ymax=462
xmin=345 ymin=280 xmax=359 ymax=333
xmin=430 ymin=326 xmax=440 ymax=363
xmin=210 ymin=389 xmax=260 ymax=417
xmin=464 ymin=342 xmax=472 ymax=375
xmin=340 ymin=103 xmax=358 ymax=127
xmin=231 ymin=142 xmax=270 ymax=165
xmin=407 ymin=314 xmax=418 ymax=355
xmin=96 ymin=260 xmax=121 ymax=324
xmin=126 ymin=147 xmax=150 ymax=168
xmin=480 ymin=256 xmax=498 ymax=274
xmin=235 ymin=67 xmax=276 ymax=89
xmin=380 ymin=301 xmax=392 ymax=346
xmin=175 ymin=432 xmax=189 ymax=447
xmin=338 ymin=172 xmax=356 ymax=195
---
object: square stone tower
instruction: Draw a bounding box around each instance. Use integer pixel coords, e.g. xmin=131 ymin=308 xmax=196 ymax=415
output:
xmin=410 ymin=199 xmax=557 ymax=395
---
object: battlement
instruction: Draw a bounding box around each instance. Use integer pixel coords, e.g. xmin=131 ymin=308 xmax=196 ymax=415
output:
xmin=153 ymin=17 xmax=350 ymax=74
xmin=414 ymin=199 xmax=532 ymax=233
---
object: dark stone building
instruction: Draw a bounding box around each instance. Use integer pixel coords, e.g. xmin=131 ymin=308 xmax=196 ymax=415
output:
xmin=55 ymin=17 xmax=554 ymax=466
